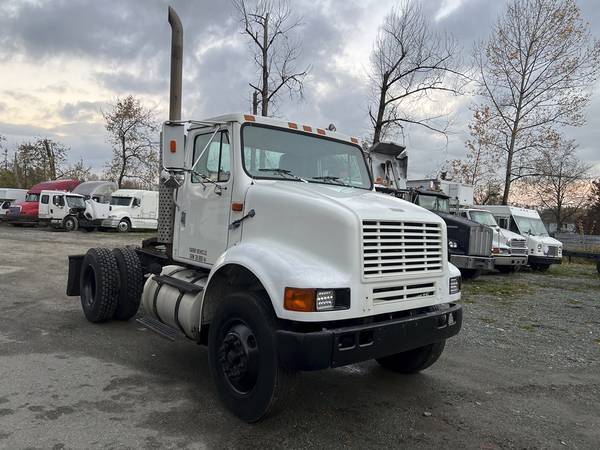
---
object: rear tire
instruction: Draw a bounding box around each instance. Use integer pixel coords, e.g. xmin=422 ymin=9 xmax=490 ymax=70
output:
xmin=112 ymin=247 xmax=144 ymax=320
xmin=208 ymin=291 xmax=296 ymax=423
xmin=461 ymin=269 xmax=481 ymax=279
xmin=117 ymin=219 xmax=131 ymax=233
xmin=376 ymin=340 xmax=446 ymax=374
xmin=80 ymin=248 xmax=120 ymax=323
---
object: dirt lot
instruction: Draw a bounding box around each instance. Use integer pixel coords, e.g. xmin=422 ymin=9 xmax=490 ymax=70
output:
xmin=0 ymin=225 xmax=599 ymax=449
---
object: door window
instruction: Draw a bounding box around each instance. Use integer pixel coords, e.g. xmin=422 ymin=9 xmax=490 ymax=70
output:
xmin=41 ymin=195 xmax=49 ymax=205
xmin=53 ymin=195 xmax=64 ymax=207
xmin=192 ymin=131 xmax=231 ymax=183
xmin=1 ymin=201 xmax=9 ymax=209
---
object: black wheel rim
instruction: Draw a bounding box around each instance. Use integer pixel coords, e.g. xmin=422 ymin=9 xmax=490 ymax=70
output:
xmin=65 ymin=219 xmax=74 ymax=231
xmin=218 ymin=320 xmax=259 ymax=394
xmin=82 ymin=266 xmax=97 ymax=307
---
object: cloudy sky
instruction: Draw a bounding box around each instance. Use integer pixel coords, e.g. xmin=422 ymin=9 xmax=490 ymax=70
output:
xmin=0 ymin=0 xmax=599 ymax=178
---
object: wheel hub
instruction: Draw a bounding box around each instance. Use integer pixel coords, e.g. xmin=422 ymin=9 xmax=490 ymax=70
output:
xmin=218 ymin=323 xmax=258 ymax=393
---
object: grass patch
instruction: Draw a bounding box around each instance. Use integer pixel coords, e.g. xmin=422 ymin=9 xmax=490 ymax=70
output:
xmin=539 ymin=262 xmax=600 ymax=279
xmin=463 ymin=279 xmax=532 ymax=297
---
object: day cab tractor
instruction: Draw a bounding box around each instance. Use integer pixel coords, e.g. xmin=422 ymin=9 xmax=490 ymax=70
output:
xmin=65 ymin=7 xmax=463 ymax=422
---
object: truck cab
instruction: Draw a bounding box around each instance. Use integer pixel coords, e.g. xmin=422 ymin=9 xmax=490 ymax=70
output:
xmin=458 ymin=208 xmax=528 ymax=272
xmin=102 ymin=189 xmax=159 ymax=232
xmin=38 ymin=190 xmax=86 ymax=231
xmin=0 ymin=188 xmax=27 ymax=220
xmin=479 ymin=205 xmax=562 ymax=270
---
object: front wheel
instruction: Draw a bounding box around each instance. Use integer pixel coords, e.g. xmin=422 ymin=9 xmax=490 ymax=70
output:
xmin=376 ymin=340 xmax=446 ymax=373
xmin=117 ymin=219 xmax=131 ymax=233
xmin=63 ymin=216 xmax=78 ymax=232
xmin=208 ymin=292 xmax=296 ymax=422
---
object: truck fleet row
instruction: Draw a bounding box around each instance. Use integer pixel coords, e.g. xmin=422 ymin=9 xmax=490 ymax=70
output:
xmin=1 ymin=179 xmax=159 ymax=232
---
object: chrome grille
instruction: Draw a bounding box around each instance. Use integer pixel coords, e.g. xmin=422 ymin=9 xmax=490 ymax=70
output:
xmin=8 ymin=206 xmax=20 ymax=216
xmin=468 ymin=226 xmax=493 ymax=256
xmin=510 ymin=239 xmax=527 ymax=255
xmin=362 ymin=221 xmax=443 ymax=278
xmin=547 ymin=245 xmax=558 ymax=257
xmin=372 ymin=282 xmax=436 ymax=304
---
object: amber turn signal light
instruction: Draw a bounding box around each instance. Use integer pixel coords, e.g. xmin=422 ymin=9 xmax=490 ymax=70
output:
xmin=284 ymin=288 xmax=316 ymax=312
xmin=169 ymin=140 xmax=177 ymax=153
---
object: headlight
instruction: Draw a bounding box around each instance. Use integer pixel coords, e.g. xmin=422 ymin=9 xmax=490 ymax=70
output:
xmin=449 ymin=276 xmax=461 ymax=295
xmin=284 ymin=288 xmax=350 ymax=312
xmin=537 ymin=243 xmax=542 ymax=251
xmin=448 ymin=240 xmax=458 ymax=249
xmin=492 ymin=247 xmax=509 ymax=254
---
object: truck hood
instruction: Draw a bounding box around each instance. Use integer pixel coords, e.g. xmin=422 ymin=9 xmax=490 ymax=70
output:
xmin=528 ymin=234 xmax=562 ymax=247
xmin=251 ymin=180 xmax=443 ymax=224
xmin=498 ymin=227 xmax=525 ymax=242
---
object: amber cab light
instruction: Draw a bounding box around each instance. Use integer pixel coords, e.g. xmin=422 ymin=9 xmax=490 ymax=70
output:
xmin=169 ymin=140 xmax=177 ymax=153
xmin=284 ymin=288 xmax=316 ymax=312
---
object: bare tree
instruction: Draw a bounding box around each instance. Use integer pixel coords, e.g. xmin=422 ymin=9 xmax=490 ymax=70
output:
xmin=528 ymin=133 xmax=591 ymax=231
xmin=368 ymin=0 xmax=465 ymax=145
xmin=233 ymin=0 xmax=309 ymax=117
xmin=103 ymin=96 xmax=158 ymax=189
xmin=473 ymin=0 xmax=600 ymax=204
xmin=61 ymin=158 xmax=94 ymax=181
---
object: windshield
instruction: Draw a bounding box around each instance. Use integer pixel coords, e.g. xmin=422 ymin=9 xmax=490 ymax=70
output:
xmin=513 ymin=215 xmax=548 ymax=236
xmin=25 ymin=193 xmax=39 ymax=202
xmin=110 ymin=196 xmax=132 ymax=207
xmin=242 ymin=125 xmax=372 ymax=189
xmin=469 ymin=211 xmax=497 ymax=226
xmin=66 ymin=196 xmax=85 ymax=208
xmin=417 ymin=194 xmax=449 ymax=213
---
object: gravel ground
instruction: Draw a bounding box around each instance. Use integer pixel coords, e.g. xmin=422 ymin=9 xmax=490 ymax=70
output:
xmin=0 ymin=224 xmax=599 ymax=449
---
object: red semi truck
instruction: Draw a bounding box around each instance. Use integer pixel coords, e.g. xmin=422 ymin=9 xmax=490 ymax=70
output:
xmin=5 ymin=179 xmax=80 ymax=226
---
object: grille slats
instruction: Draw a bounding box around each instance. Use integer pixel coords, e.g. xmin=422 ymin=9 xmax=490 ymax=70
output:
xmin=547 ymin=246 xmax=558 ymax=256
xmin=372 ymin=282 xmax=436 ymax=303
xmin=362 ymin=220 xmax=443 ymax=278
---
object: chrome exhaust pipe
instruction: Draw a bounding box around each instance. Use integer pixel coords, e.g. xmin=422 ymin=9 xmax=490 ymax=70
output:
xmin=168 ymin=6 xmax=183 ymax=121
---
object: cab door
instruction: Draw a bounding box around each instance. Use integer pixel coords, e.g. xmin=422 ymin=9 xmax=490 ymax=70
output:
xmin=175 ymin=127 xmax=233 ymax=266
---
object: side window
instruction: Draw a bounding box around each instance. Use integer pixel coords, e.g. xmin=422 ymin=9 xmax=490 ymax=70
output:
xmin=508 ymin=217 xmax=519 ymax=233
xmin=460 ymin=212 xmax=468 ymax=218
xmin=52 ymin=195 xmax=64 ymax=207
xmin=41 ymin=195 xmax=49 ymax=205
xmin=192 ymin=131 xmax=231 ymax=183
xmin=1 ymin=201 xmax=9 ymax=209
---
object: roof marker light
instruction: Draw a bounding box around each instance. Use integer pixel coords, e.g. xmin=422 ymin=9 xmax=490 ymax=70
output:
xmin=351 ymin=137 xmax=359 ymax=144
xmin=288 ymin=122 xmax=298 ymax=129
xmin=303 ymin=125 xmax=312 ymax=132
xmin=244 ymin=114 xmax=256 ymax=122
xmin=317 ymin=128 xmax=326 ymax=135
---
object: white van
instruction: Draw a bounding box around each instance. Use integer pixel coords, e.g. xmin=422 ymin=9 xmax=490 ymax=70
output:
xmin=38 ymin=190 xmax=87 ymax=231
xmin=479 ymin=205 xmax=562 ymax=271
xmin=102 ymin=189 xmax=158 ymax=232
xmin=0 ymin=188 xmax=27 ymax=220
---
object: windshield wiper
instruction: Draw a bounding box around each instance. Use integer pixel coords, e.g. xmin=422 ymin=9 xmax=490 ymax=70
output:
xmin=259 ymin=168 xmax=307 ymax=182
xmin=310 ymin=176 xmax=351 ymax=187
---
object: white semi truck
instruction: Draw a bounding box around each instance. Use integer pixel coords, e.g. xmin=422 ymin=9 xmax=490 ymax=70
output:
xmin=479 ymin=205 xmax=562 ymax=271
xmin=66 ymin=7 xmax=463 ymax=422
xmin=101 ymin=189 xmax=159 ymax=232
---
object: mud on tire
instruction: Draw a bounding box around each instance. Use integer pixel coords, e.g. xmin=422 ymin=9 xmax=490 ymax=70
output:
xmin=80 ymin=248 xmax=120 ymax=323
xmin=112 ymin=247 xmax=144 ymax=320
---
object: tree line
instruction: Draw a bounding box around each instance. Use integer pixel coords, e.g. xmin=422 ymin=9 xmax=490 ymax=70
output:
xmin=1 ymin=0 xmax=599 ymax=232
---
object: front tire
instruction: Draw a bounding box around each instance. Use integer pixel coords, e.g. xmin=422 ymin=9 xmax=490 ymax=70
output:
xmin=208 ymin=292 xmax=295 ymax=423
xmin=117 ymin=219 xmax=131 ymax=233
xmin=63 ymin=216 xmax=78 ymax=232
xmin=376 ymin=340 xmax=446 ymax=373
xmin=79 ymin=248 xmax=120 ymax=323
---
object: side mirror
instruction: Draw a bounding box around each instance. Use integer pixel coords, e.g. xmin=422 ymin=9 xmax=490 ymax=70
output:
xmin=133 ymin=198 xmax=141 ymax=207
xmin=162 ymin=122 xmax=187 ymax=170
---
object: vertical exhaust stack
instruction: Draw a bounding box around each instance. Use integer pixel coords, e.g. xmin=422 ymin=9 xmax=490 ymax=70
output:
xmin=168 ymin=6 xmax=183 ymax=121
xmin=158 ymin=6 xmax=183 ymax=248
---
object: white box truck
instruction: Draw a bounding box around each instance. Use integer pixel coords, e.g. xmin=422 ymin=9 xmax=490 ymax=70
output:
xmin=38 ymin=190 xmax=87 ymax=231
xmin=479 ymin=205 xmax=562 ymax=270
xmin=102 ymin=189 xmax=159 ymax=232
xmin=65 ymin=7 xmax=463 ymax=423
xmin=0 ymin=188 xmax=27 ymax=220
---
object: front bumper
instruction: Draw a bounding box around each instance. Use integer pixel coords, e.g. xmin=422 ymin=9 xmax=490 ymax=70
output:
xmin=276 ymin=303 xmax=462 ymax=370
xmin=494 ymin=254 xmax=528 ymax=267
xmin=529 ymin=255 xmax=562 ymax=265
xmin=450 ymin=254 xmax=494 ymax=271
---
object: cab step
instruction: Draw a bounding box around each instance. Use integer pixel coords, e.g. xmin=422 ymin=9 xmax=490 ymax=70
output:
xmin=136 ymin=316 xmax=179 ymax=341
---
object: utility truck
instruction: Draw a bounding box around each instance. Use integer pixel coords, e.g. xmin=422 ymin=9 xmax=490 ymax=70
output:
xmin=101 ymin=189 xmax=159 ymax=232
xmin=5 ymin=179 xmax=80 ymax=226
xmin=0 ymin=188 xmax=27 ymax=220
xmin=458 ymin=208 xmax=527 ymax=273
xmin=479 ymin=205 xmax=562 ymax=271
xmin=66 ymin=7 xmax=462 ymax=422
xmin=38 ymin=190 xmax=87 ymax=231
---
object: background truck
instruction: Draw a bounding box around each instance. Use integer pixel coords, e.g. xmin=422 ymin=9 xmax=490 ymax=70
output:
xmin=102 ymin=189 xmax=159 ymax=232
xmin=66 ymin=7 xmax=463 ymax=423
xmin=0 ymin=188 xmax=27 ymax=220
xmin=479 ymin=205 xmax=562 ymax=271
xmin=5 ymin=179 xmax=80 ymax=226
xmin=38 ymin=190 xmax=87 ymax=231
xmin=73 ymin=181 xmax=117 ymax=203
xmin=458 ymin=208 xmax=528 ymax=273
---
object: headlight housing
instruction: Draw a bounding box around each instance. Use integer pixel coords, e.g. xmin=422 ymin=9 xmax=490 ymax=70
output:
xmin=492 ymin=247 xmax=509 ymax=255
xmin=449 ymin=276 xmax=461 ymax=295
xmin=284 ymin=288 xmax=350 ymax=312
xmin=448 ymin=240 xmax=458 ymax=249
